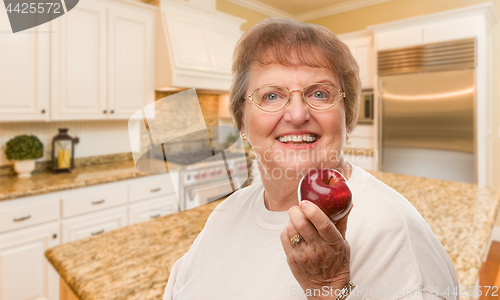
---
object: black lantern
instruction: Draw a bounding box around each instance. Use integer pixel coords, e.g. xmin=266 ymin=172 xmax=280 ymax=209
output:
xmin=52 ymin=128 xmax=75 ymax=173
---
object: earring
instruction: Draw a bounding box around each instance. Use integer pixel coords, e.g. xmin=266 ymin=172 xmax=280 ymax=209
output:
xmin=346 ymin=132 xmax=350 ymax=140
xmin=242 ymin=133 xmax=247 ymax=140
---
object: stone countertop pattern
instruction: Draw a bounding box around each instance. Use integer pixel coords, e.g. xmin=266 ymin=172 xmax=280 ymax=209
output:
xmin=45 ymin=172 xmax=500 ymax=300
xmin=0 ymin=159 xmax=180 ymax=201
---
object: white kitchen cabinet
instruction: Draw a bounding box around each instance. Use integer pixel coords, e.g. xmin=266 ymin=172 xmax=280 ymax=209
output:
xmin=128 ymin=173 xmax=176 ymax=203
xmin=0 ymin=173 xmax=177 ymax=300
xmin=60 ymin=182 xmax=128 ymax=218
xmin=371 ymin=7 xmax=486 ymax=51
xmin=0 ymin=8 xmax=49 ymax=122
xmin=156 ymin=0 xmax=245 ymax=90
xmin=51 ymin=0 xmax=155 ymax=120
xmin=50 ymin=0 xmax=108 ymax=120
xmin=0 ymin=222 xmax=60 ymax=300
xmin=128 ymin=195 xmax=179 ymax=225
xmin=338 ymin=30 xmax=375 ymax=89
xmin=108 ymin=4 xmax=155 ymax=119
xmin=60 ymin=206 xmax=128 ymax=243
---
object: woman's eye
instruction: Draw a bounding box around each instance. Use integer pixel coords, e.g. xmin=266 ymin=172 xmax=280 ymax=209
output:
xmin=312 ymin=91 xmax=327 ymax=99
xmin=263 ymin=92 xmax=282 ymax=101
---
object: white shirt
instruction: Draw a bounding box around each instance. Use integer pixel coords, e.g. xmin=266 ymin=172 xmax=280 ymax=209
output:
xmin=164 ymin=164 xmax=459 ymax=300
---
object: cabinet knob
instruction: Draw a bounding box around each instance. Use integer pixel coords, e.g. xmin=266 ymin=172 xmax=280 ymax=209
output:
xmin=103 ymin=110 xmax=107 ymax=114
xmin=110 ymin=110 xmax=114 ymax=114
xmin=41 ymin=109 xmax=46 ymax=114
xmin=53 ymin=234 xmax=57 ymax=239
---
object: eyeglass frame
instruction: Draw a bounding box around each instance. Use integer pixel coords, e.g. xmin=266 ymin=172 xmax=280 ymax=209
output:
xmin=244 ymin=82 xmax=346 ymax=113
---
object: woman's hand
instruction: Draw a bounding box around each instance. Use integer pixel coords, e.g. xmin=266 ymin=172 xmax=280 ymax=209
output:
xmin=280 ymin=200 xmax=352 ymax=299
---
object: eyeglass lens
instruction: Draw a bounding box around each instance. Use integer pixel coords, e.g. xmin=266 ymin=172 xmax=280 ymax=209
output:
xmin=252 ymin=83 xmax=340 ymax=112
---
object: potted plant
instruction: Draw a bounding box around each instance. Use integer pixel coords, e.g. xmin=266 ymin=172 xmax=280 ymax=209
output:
xmin=4 ymin=135 xmax=44 ymax=178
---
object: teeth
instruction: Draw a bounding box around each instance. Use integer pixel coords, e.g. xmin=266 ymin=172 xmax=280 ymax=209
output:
xmin=277 ymin=135 xmax=317 ymax=143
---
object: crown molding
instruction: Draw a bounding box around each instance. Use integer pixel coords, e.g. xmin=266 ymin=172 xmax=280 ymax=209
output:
xmin=225 ymin=0 xmax=394 ymax=21
xmin=224 ymin=0 xmax=293 ymax=19
xmin=295 ymin=0 xmax=394 ymax=21
xmin=369 ymin=2 xmax=498 ymax=33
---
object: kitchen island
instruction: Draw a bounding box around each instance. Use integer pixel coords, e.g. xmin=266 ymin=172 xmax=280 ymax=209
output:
xmin=45 ymin=171 xmax=500 ymax=300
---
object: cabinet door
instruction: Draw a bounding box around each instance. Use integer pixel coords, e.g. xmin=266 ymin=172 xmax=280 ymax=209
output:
xmin=50 ymin=0 xmax=108 ymax=120
xmin=0 ymin=222 xmax=60 ymax=300
xmin=108 ymin=6 xmax=155 ymax=119
xmin=61 ymin=207 xmax=128 ymax=243
xmin=346 ymin=37 xmax=374 ymax=89
xmin=129 ymin=195 xmax=179 ymax=225
xmin=0 ymin=9 xmax=49 ymax=121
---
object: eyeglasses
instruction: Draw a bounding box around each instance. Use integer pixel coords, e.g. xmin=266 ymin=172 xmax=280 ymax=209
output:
xmin=244 ymin=83 xmax=345 ymax=113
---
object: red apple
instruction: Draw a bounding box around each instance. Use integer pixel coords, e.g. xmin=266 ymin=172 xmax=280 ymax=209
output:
xmin=298 ymin=168 xmax=352 ymax=222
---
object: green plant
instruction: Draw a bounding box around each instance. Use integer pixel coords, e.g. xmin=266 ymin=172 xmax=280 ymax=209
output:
xmin=4 ymin=135 xmax=44 ymax=161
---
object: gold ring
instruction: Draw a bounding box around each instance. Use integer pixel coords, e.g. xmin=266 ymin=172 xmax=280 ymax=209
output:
xmin=291 ymin=234 xmax=304 ymax=246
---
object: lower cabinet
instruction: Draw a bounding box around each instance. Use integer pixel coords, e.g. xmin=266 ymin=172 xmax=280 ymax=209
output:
xmin=0 ymin=222 xmax=60 ymax=300
xmin=61 ymin=206 xmax=128 ymax=243
xmin=0 ymin=174 xmax=179 ymax=300
xmin=129 ymin=194 xmax=179 ymax=225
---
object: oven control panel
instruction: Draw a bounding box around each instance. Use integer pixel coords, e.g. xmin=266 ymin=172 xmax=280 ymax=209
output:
xmin=183 ymin=159 xmax=248 ymax=186
xmin=184 ymin=165 xmax=227 ymax=185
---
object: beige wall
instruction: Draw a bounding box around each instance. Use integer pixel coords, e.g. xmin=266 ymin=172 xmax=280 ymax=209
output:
xmin=216 ymin=0 xmax=270 ymax=31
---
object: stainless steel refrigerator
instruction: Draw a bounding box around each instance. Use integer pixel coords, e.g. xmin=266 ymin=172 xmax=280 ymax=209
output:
xmin=378 ymin=39 xmax=476 ymax=183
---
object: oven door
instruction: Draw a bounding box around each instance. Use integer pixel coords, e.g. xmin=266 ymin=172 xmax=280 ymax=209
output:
xmin=183 ymin=180 xmax=233 ymax=210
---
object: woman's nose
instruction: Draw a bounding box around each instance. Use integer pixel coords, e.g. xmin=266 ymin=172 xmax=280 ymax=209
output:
xmin=282 ymin=92 xmax=310 ymax=124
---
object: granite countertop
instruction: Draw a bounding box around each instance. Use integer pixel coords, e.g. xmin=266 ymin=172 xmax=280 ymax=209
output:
xmin=0 ymin=159 xmax=183 ymax=202
xmin=45 ymin=172 xmax=500 ymax=300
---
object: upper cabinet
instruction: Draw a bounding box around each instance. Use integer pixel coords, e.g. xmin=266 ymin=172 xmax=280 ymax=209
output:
xmin=370 ymin=4 xmax=496 ymax=51
xmin=0 ymin=8 xmax=50 ymax=122
xmin=155 ymin=0 xmax=245 ymax=91
xmin=50 ymin=0 xmax=155 ymax=121
xmin=338 ymin=30 xmax=375 ymax=89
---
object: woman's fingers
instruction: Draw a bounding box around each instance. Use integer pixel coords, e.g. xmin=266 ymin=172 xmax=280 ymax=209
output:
xmin=298 ymin=200 xmax=344 ymax=244
xmin=288 ymin=205 xmax=320 ymax=242
xmin=280 ymin=220 xmax=306 ymax=254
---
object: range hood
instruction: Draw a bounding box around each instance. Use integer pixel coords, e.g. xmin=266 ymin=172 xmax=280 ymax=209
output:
xmin=155 ymin=0 xmax=245 ymax=92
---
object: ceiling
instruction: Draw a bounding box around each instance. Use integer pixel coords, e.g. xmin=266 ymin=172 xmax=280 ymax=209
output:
xmin=226 ymin=0 xmax=393 ymax=21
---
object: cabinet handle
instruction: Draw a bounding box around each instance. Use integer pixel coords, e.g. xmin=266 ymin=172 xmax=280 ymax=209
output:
xmin=110 ymin=110 xmax=114 ymax=114
xmin=92 ymin=199 xmax=105 ymax=205
xmin=13 ymin=215 xmax=31 ymax=222
xmin=53 ymin=234 xmax=58 ymax=239
xmin=103 ymin=110 xmax=107 ymax=114
xmin=91 ymin=229 xmax=104 ymax=236
xmin=150 ymin=214 xmax=161 ymax=219
xmin=150 ymin=188 xmax=161 ymax=193
xmin=41 ymin=109 xmax=46 ymax=114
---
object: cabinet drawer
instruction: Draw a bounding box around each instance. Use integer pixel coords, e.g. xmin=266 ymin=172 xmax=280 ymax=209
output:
xmin=0 ymin=199 xmax=59 ymax=234
xmin=129 ymin=195 xmax=179 ymax=225
xmin=61 ymin=186 xmax=127 ymax=218
xmin=129 ymin=175 xmax=174 ymax=203
xmin=61 ymin=207 xmax=128 ymax=243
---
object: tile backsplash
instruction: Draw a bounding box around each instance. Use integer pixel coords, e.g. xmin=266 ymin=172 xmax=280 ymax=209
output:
xmin=0 ymin=91 xmax=221 ymax=168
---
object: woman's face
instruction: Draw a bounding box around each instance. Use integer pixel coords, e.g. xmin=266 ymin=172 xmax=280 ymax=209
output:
xmin=240 ymin=63 xmax=348 ymax=180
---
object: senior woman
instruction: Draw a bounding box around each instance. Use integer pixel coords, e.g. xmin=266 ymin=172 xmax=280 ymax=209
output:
xmin=164 ymin=18 xmax=458 ymax=300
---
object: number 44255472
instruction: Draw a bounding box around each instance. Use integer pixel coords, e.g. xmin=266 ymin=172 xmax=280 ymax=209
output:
xmin=5 ymin=2 xmax=62 ymax=14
